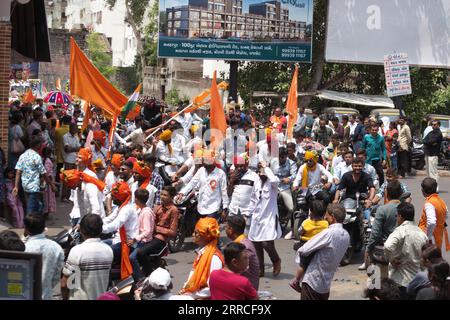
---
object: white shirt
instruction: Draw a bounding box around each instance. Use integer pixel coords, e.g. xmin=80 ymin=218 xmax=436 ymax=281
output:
xmin=102 ymin=204 xmax=139 ymax=245
xmin=184 ymin=246 xmax=223 ymax=299
xmin=104 ymin=171 xmax=120 ymax=196
xmin=155 ymin=140 xmax=179 ymax=164
xmin=172 ymin=132 xmax=187 ymax=161
xmin=384 ymin=221 xmax=428 ymax=287
xmin=225 ymin=128 xmax=248 ymax=165
xmin=247 ymin=167 xmax=282 ymax=242
xmin=423 ymin=202 xmax=449 ymax=243
xmin=293 ymin=163 xmax=333 ymax=188
xmin=364 ymin=163 xmax=379 ymax=188
xmin=70 ymin=169 xmax=105 ymax=219
xmin=334 ymin=161 xmax=352 ymax=181
xmin=229 ymin=169 xmax=260 ymax=217
xmin=257 ymin=140 xmax=277 ymax=164
xmin=130 ymin=181 xmax=158 ymax=208
xmin=423 ymin=126 xmax=433 ymax=139
xmin=90 ymin=146 xmax=108 ymax=167
xmin=180 ymin=166 xmax=229 ymax=215
xmin=349 ymin=122 xmax=358 ymax=136
xmin=62 ymin=132 xmax=80 ymax=164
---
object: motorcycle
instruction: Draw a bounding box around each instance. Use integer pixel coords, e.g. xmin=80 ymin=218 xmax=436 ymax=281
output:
xmin=170 ymin=191 xmax=199 ymax=253
xmin=438 ymin=139 xmax=450 ymax=170
xmin=340 ymin=192 xmax=368 ymax=266
xmin=52 ymin=227 xmax=80 ymax=261
xmin=411 ymin=137 xmax=425 ymax=170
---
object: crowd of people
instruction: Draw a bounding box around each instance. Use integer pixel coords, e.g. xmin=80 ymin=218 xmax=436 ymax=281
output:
xmin=0 ymin=97 xmax=449 ymax=301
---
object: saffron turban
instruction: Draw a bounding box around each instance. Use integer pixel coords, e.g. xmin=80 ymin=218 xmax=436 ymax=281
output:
xmin=126 ymin=157 xmax=137 ymax=164
xmin=78 ymin=148 xmax=92 ymax=166
xmin=133 ymin=161 xmax=151 ymax=178
xmin=92 ymin=159 xmax=105 ymax=170
xmin=93 ymin=130 xmax=106 ymax=146
xmin=60 ymin=169 xmax=105 ymax=191
xmin=195 ymin=217 xmax=221 ymax=242
xmin=304 ymin=150 xmax=318 ymax=163
xmin=159 ymin=130 xmax=172 ymax=142
xmin=111 ymin=181 xmax=131 ymax=203
xmin=111 ymin=154 xmax=124 ymax=168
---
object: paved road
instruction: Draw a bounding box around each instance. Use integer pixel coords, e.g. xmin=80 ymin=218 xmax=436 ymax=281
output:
xmin=1 ymin=173 xmax=449 ymax=300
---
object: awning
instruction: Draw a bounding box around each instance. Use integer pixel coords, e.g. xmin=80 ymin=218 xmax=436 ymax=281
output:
xmin=315 ymin=90 xmax=395 ymax=109
xmin=251 ymin=90 xmax=395 ymax=108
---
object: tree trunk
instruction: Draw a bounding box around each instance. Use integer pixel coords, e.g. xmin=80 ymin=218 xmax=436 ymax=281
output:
xmin=124 ymin=3 xmax=146 ymax=80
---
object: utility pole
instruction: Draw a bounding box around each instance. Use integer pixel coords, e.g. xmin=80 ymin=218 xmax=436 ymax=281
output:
xmin=229 ymin=60 xmax=238 ymax=102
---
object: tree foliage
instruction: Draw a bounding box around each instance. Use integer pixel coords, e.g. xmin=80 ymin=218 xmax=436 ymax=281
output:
xmin=86 ymin=33 xmax=116 ymax=80
xmin=238 ymin=0 xmax=449 ymax=123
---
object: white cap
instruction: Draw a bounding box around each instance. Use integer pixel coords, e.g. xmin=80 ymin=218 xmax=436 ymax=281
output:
xmin=146 ymin=268 xmax=171 ymax=290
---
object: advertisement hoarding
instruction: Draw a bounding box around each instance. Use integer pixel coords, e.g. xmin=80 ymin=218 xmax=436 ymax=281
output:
xmin=158 ymin=0 xmax=314 ymax=62
xmin=325 ymin=0 xmax=450 ymax=68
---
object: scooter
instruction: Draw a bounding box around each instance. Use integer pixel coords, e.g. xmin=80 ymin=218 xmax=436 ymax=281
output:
xmin=411 ymin=137 xmax=425 ymax=170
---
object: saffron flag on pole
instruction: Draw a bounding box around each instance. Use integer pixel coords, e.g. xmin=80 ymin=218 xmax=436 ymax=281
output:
xmin=184 ymin=89 xmax=211 ymax=114
xmin=120 ymin=83 xmax=141 ymax=123
xmin=286 ymin=65 xmax=299 ymax=140
xmin=23 ymin=89 xmax=35 ymax=104
xmin=209 ymin=71 xmax=227 ymax=148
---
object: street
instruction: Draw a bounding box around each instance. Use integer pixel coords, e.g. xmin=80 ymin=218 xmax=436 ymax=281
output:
xmin=1 ymin=172 xmax=449 ymax=300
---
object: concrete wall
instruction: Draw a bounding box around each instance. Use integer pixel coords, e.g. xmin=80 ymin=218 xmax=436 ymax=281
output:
xmin=38 ymin=29 xmax=89 ymax=91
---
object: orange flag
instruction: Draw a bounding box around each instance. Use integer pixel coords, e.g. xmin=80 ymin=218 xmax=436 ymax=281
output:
xmin=81 ymin=101 xmax=91 ymax=131
xmin=286 ymin=65 xmax=299 ymax=140
xmin=70 ymin=37 xmax=128 ymax=119
xmin=184 ymin=89 xmax=211 ymax=114
xmin=23 ymin=89 xmax=35 ymax=104
xmin=209 ymin=71 xmax=227 ymax=148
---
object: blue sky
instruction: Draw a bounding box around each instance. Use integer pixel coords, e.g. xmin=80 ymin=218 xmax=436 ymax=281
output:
xmin=160 ymin=0 xmax=313 ymax=23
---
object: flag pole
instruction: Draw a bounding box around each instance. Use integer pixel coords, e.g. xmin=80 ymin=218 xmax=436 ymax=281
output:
xmin=145 ymin=103 xmax=194 ymax=140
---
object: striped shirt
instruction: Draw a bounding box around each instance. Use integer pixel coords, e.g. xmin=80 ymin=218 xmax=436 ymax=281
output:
xmin=63 ymin=238 xmax=113 ymax=300
xmin=150 ymin=170 xmax=164 ymax=205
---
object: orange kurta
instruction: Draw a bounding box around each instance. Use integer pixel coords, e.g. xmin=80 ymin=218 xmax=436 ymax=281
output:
xmin=419 ymin=194 xmax=450 ymax=252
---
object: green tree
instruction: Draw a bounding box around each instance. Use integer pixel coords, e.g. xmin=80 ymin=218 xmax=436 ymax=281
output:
xmin=238 ymin=0 xmax=448 ymax=123
xmin=86 ymin=33 xmax=116 ymax=80
xmin=165 ymin=88 xmax=182 ymax=106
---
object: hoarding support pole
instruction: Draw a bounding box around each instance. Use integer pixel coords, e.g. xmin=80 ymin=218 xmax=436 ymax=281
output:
xmin=229 ymin=61 xmax=238 ymax=103
xmin=393 ymin=96 xmax=403 ymax=117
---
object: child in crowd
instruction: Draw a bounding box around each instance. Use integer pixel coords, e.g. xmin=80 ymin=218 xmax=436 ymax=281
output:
xmin=290 ymin=200 xmax=329 ymax=293
xmin=4 ymin=168 xmax=24 ymax=228
xmin=42 ymin=147 xmax=56 ymax=219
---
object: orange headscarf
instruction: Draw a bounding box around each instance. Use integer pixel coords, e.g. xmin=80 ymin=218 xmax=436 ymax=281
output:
xmin=60 ymin=169 xmax=105 ymax=192
xmin=78 ymin=148 xmax=92 ymax=166
xmin=93 ymin=130 xmax=106 ymax=146
xmin=111 ymin=154 xmax=123 ymax=168
xmin=133 ymin=161 xmax=151 ymax=179
xmin=111 ymin=181 xmax=132 ymax=203
xmin=182 ymin=218 xmax=224 ymax=294
xmin=111 ymin=181 xmax=133 ymax=279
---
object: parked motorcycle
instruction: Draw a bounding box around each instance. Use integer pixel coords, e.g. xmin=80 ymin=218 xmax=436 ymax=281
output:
xmin=438 ymin=139 xmax=450 ymax=170
xmin=411 ymin=137 xmax=425 ymax=170
xmin=170 ymin=191 xmax=199 ymax=253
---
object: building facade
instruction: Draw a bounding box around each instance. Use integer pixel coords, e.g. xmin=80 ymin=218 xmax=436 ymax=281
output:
xmin=65 ymin=0 xmax=137 ymax=67
xmin=165 ymin=0 xmax=306 ymax=40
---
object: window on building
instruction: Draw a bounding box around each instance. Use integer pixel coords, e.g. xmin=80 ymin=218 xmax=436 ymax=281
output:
xmin=174 ymin=11 xmax=181 ymax=19
xmin=96 ymin=11 xmax=102 ymax=24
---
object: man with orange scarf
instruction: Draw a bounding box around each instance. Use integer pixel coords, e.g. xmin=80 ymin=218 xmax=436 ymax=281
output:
xmin=293 ymin=150 xmax=334 ymax=205
xmin=76 ymin=147 xmax=96 ymax=177
xmin=102 ymin=181 xmax=139 ymax=280
xmin=90 ymin=130 xmax=108 ymax=168
xmin=155 ymin=129 xmax=179 ymax=166
xmin=104 ymin=154 xmax=124 ymax=215
xmin=419 ymin=178 xmax=450 ymax=252
xmin=131 ymin=160 xmax=158 ymax=207
xmin=60 ymin=169 xmax=106 ymax=226
xmin=180 ymin=217 xmax=224 ymax=299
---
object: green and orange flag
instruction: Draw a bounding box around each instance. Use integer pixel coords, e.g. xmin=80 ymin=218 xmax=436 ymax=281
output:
xmin=120 ymin=83 xmax=142 ymax=123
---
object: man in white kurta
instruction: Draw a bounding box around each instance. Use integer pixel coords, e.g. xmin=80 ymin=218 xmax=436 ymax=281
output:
xmin=248 ymin=162 xmax=282 ymax=277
